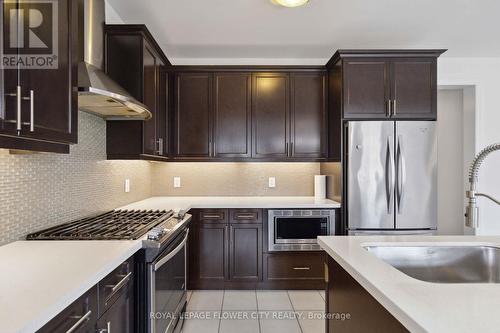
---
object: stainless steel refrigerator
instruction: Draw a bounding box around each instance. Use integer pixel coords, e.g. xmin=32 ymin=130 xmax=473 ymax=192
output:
xmin=346 ymin=121 xmax=437 ymax=235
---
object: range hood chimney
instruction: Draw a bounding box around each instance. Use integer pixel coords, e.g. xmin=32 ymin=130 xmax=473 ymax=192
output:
xmin=77 ymin=0 xmax=151 ymax=120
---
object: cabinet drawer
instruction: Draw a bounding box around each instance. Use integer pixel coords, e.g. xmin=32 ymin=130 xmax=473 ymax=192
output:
xmin=98 ymin=256 xmax=134 ymax=313
xmin=230 ymin=209 xmax=262 ymax=224
xmin=38 ymin=286 xmax=97 ymax=333
xmin=199 ymin=209 xmax=227 ymax=223
xmin=265 ymin=253 xmax=325 ymax=280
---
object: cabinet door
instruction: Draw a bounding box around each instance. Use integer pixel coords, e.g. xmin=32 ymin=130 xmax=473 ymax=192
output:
xmin=391 ymin=58 xmax=436 ymax=119
xmin=343 ymin=59 xmax=390 ymax=119
xmin=142 ymin=44 xmax=158 ymax=155
xmin=2 ymin=0 xmax=77 ymax=143
xmin=290 ymin=72 xmax=327 ymax=159
xmin=1 ymin=0 xmax=18 ymax=136
xmin=194 ymin=223 xmax=228 ymax=285
xmin=96 ymin=286 xmax=134 ymax=333
xmin=174 ymin=73 xmax=212 ymax=158
xmin=38 ymin=287 xmax=98 ymax=333
xmin=229 ymin=223 xmax=262 ymax=282
xmin=252 ymin=73 xmax=289 ymax=158
xmin=214 ymin=73 xmax=251 ymax=158
xmin=156 ymin=68 xmax=169 ymax=157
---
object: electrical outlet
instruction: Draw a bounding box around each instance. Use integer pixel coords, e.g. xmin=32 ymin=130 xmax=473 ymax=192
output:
xmin=268 ymin=177 xmax=276 ymax=188
xmin=124 ymin=179 xmax=130 ymax=193
xmin=173 ymin=176 xmax=181 ymax=188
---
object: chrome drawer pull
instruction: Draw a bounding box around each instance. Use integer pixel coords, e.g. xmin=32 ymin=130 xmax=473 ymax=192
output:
xmin=236 ymin=214 xmax=255 ymax=219
xmin=202 ymin=214 xmax=222 ymax=219
xmin=105 ymin=271 xmax=132 ymax=300
xmin=66 ymin=310 xmax=92 ymax=333
xmin=292 ymin=267 xmax=311 ymax=270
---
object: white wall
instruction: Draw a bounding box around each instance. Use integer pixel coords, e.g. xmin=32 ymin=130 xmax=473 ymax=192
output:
xmin=438 ymin=58 xmax=500 ymax=235
xmin=105 ymin=0 xmax=125 ymax=24
xmin=437 ymin=89 xmax=465 ymax=235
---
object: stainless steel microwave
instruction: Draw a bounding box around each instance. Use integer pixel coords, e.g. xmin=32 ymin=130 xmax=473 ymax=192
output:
xmin=268 ymin=210 xmax=336 ymax=251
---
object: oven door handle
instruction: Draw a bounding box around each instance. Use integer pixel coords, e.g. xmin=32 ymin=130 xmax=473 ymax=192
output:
xmin=154 ymin=229 xmax=189 ymax=271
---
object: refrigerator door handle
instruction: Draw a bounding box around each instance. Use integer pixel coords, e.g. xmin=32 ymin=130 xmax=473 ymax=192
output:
xmin=396 ymin=135 xmax=407 ymax=214
xmin=385 ymin=136 xmax=395 ymax=214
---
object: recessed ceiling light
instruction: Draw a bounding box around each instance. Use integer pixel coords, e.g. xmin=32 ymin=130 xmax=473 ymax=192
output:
xmin=272 ymin=0 xmax=309 ymax=8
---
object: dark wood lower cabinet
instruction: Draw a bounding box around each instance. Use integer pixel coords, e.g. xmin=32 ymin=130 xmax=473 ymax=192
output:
xmin=229 ymin=223 xmax=262 ymax=282
xmin=37 ymin=256 xmax=135 ymax=333
xmin=262 ymin=252 xmax=326 ymax=290
xmin=96 ymin=286 xmax=134 ymax=333
xmin=37 ymin=287 xmax=98 ymax=333
xmin=326 ymin=256 xmax=408 ymax=333
xmin=195 ymin=223 xmax=229 ymax=286
xmin=188 ymin=208 xmax=326 ymax=290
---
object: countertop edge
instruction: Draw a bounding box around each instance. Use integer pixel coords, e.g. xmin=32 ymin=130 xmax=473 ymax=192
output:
xmin=18 ymin=241 xmax=142 ymax=333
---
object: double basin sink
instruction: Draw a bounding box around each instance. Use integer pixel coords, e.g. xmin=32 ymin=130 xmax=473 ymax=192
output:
xmin=364 ymin=245 xmax=500 ymax=283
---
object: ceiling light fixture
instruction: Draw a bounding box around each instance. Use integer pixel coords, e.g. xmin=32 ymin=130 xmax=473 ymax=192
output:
xmin=272 ymin=0 xmax=309 ymax=8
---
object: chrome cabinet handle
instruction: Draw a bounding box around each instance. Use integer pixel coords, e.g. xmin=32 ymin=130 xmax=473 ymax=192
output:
xmin=157 ymin=138 xmax=164 ymax=155
xmin=236 ymin=214 xmax=256 ymax=219
xmin=29 ymin=90 xmax=34 ymax=132
xmin=293 ymin=267 xmax=311 ymax=270
xmin=387 ymin=100 xmax=392 ymax=117
xmin=202 ymin=214 xmax=222 ymax=219
xmin=66 ymin=310 xmax=92 ymax=333
xmin=16 ymin=86 xmax=21 ymax=132
xmin=21 ymin=90 xmax=35 ymax=132
xmin=105 ymin=271 xmax=132 ymax=302
xmin=392 ymin=99 xmax=397 ymax=116
xmin=97 ymin=321 xmax=111 ymax=333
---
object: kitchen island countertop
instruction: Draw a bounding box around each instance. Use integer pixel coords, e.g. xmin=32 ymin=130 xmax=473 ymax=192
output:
xmin=318 ymin=235 xmax=500 ymax=333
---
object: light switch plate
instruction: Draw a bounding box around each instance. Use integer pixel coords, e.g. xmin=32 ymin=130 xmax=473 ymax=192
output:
xmin=173 ymin=176 xmax=181 ymax=188
xmin=268 ymin=177 xmax=276 ymax=188
xmin=124 ymin=179 xmax=130 ymax=193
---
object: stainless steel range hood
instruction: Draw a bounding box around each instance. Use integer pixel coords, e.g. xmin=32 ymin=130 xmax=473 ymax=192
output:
xmin=77 ymin=0 xmax=151 ymax=120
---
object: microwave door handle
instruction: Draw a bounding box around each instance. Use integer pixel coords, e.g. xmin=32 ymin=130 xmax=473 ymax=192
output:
xmin=154 ymin=229 xmax=189 ymax=271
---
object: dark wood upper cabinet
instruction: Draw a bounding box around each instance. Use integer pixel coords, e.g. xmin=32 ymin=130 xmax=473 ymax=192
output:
xmin=213 ymin=73 xmax=251 ymax=158
xmin=174 ymin=73 xmax=212 ymax=158
xmin=104 ymin=25 xmax=170 ymax=161
xmin=290 ymin=72 xmax=327 ymax=158
xmin=252 ymin=72 xmax=289 ymax=159
xmin=0 ymin=0 xmax=78 ymax=152
xmin=343 ymin=60 xmax=390 ymax=119
xmin=391 ymin=58 xmax=436 ymax=119
xmin=329 ymin=50 xmax=445 ymax=121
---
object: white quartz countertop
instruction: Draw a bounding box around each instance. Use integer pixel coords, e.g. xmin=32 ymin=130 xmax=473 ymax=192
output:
xmin=0 ymin=240 xmax=142 ymax=333
xmin=119 ymin=196 xmax=340 ymax=212
xmin=318 ymin=235 xmax=500 ymax=333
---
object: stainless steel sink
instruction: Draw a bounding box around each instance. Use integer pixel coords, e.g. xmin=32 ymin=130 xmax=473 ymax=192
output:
xmin=364 ymin=245 xmax=500 ymax=283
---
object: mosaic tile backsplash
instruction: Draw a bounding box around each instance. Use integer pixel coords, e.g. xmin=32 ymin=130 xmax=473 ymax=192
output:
xmin=0 ymin=112 xmax=152 ymax=245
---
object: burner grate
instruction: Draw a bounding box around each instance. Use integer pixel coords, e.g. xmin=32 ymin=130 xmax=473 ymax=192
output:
xmin=26 ymin=210 xmax=174 ymax=240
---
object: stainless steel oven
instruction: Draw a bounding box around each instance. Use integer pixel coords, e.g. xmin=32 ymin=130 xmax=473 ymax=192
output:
xmin=268 ymin=210 xmax=336 ymax=251
xmin=147 ymin=228 xmax=189 ymax=333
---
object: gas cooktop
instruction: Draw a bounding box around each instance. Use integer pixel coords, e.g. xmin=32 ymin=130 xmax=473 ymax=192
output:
xmin=26 ymin=209 xmax=174 ymax=240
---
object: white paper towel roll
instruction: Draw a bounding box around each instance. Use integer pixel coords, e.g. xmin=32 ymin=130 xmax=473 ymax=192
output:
xmin=314 ymin=175 xmax=326 ymax=199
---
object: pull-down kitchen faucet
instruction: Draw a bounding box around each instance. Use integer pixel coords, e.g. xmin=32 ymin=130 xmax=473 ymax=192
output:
xmin=465 ymin=143 xmax=500 ymax=228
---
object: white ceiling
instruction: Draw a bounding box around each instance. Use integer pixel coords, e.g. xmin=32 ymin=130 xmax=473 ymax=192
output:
xmin=107 ymin=0 xmax=500 ymax=65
